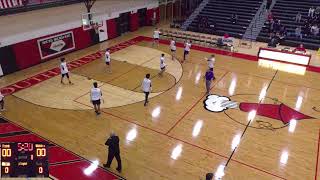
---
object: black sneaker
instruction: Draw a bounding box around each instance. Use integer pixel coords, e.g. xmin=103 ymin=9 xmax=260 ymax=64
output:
xmin=103 ymin=164 xmax=110 ymax=168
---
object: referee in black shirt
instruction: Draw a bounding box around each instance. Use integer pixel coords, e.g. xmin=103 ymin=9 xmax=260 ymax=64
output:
xmin=103 ymin=132 xmax=122 ymax=172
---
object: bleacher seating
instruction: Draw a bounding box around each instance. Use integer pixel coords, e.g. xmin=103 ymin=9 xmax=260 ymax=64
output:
xmin=186 ymin=0 xmax=263 ymax=39
xmin=257 ymin=0 xmax=320 ymax=50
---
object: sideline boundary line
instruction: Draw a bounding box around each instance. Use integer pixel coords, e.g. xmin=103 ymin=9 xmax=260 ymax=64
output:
xmin=315 ymin=129 xmax=320 ymax=180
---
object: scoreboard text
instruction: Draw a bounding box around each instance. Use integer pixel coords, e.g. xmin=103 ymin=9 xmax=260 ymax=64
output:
xmin=1 ymin=142 xmax=49 ymax=177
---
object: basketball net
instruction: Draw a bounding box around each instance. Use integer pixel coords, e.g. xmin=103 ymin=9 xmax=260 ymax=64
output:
xmin=82 ymin=11 xmax=103 ymax=31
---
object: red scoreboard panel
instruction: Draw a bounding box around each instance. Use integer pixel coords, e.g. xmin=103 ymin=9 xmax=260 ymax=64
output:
xmin=0 ymin=142 xmax=49 ymax=177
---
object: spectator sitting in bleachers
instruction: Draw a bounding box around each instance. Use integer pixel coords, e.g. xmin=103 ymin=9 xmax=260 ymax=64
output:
xmin=315 ymin=6 xmax=320 ymax=17
xmin=295 ymin=26 xmax=303 ymax=39
xmin=231 ymin=13 xmax=238 ymax=24
xmin=222 ymin=33 xmax=233 ymax=45
xmin=295 ymin=12 xmax=302 ymax=23
xmin=309 ymin=6 xmax=315 ymax=17
xmin=293 ymin=44 xmax=307 ymax=54
xmin=204 ymin=17 xmax=209 ymax=33
xmin=311 ymin=24 xmax=319 ymax=36
xmin=279 ymin=26 xmax=287 ymax=39
xmin=209 ymin=20 xmax=217 ymax=34
xmin=267 ymin=11 xmax=273 ymax=24
xmin=275 ymin=32 xmax=283 ymax=42
xmin=217 ymin=34 xmax=233 ymax=51
xmin=217 ymin=38 xmax=224 ymax=47
xmin=268 ymin=34 xmax=280 ymax=48
xmin=268 ymin=19 xmax=275 ymax=37
xmin=302 ymin=20 xmax=311 ymax=36
xmin=222 ymin=33 xmax=234 ymax=51
xmin=198 ymin=16 xmax=209 ymax=33
xmin=258 ymin=2 xmax=320 ymax=50
xmin=274 ymin=20 xmax=281 ymax=32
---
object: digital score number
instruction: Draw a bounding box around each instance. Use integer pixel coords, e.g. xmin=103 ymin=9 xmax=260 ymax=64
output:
xmin=0 ymin=142 xmax=49 ymax=177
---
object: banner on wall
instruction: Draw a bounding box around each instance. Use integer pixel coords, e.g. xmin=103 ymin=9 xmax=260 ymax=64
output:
xmin=37 ymin=31 xmax=75 ymax=60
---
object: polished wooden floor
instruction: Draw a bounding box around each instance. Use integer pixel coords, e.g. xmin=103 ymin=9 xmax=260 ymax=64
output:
xmin=2 ymin=26 xmax=320 ymax=180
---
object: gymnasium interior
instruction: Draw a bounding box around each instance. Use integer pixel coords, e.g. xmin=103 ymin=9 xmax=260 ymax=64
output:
xmin=0 ymin=0 xmax=320 ymax=179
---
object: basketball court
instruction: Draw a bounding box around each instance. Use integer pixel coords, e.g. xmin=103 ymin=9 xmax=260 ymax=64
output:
xmin=0 ymin=29 xmax=319 ymax=179
xmin=0 ymin=0 xmax=320 ymax=179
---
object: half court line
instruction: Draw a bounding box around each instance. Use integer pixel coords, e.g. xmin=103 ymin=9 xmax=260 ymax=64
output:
xmin=165 ymin=71 xmax=229 ymax=135
xmin=315 ymin=128 xmax=320 ymax=180
xmin=224 ymin=70 xmax=279 ymax=169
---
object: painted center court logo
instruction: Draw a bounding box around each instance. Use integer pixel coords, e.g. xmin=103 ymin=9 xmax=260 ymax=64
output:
xmin=204 ymin=94 xmax=314 ymax=131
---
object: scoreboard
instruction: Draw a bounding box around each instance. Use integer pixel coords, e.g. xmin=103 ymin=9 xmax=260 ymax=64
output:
xmin=0 ymin=142 xmax=49 ymax=177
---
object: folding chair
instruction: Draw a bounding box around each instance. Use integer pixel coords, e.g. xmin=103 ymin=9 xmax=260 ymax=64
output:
xmin=194 ymin=33 xmax=201 ymax=45
xmin=160 ymin=29 xmax=167 ymax=39
xmin=176 ymin=31 xmax=183 ymax=42
xmin=200 ymin=35 xmax=207 ymax=46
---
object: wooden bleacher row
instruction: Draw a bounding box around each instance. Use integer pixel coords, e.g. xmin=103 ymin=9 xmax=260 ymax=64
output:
xmin=159 ymin=28 xmax=236 ymax=52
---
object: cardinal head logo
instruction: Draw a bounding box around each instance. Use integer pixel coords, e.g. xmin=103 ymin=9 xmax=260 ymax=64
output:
xmin=204 ymin=94 xmax=314 ymax=131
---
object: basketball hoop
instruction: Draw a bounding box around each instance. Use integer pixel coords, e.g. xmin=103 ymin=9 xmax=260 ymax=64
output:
xmin=82 ymin=12 xmax=104 ymax=31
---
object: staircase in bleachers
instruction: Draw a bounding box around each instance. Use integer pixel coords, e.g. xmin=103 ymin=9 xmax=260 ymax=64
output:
xmin=242 ymin=0 xmax=277 ymax=41
xmin=181 ymin=0 xmax=210 ymax=30
xmin=256 ymin=0 xmax=320 ymax=50
xmin=186 ymin=0 xmax=263 ymax=39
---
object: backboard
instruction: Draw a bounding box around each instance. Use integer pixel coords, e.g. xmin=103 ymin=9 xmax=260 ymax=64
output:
xmin=81 ymin=12 xmax=103 ymax=31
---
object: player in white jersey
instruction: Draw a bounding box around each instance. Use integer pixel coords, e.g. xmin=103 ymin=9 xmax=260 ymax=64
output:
xmin=205 ymin=54 xmax=215 ymax=69
xmin=90 ymin=82 xmax=103 ymax=115
xmin=152 ymin=28 xmax=161 ymax=47
xmin=159 ymin=54 xmax=166 ymax=76
xmin=170 ymin=38 xmax=176 ymax=60
xmin=60 ymin=58 xmax=72 ymax=84
xmin=105 ymin=48 xmax=111 ymax=73
xmin=142 ymin=74 xmax=152 ymax=106
xmin=183 ymin=40 xmax=192 ymax=63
